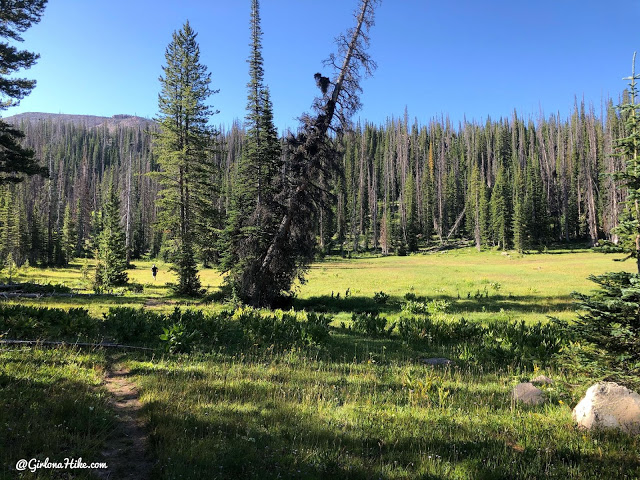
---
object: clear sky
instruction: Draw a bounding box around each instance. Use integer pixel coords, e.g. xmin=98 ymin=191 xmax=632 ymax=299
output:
xmin=5 ymin=0 xmax=640 ymax=132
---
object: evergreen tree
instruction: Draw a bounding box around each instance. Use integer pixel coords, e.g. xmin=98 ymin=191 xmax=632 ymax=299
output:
xmin=612 ymin=53 xmax=640 ymax=271
xmin=0 ymin=0 xmax=48 ymax=184
xmin=0 ymin=186 xmax=19 ymax=263
xmin=220 ymin=0 xmax=283 ymax=306
xmin=61 ymin=203 xmax=77 ymax=266
xmin=526 ymin=155 xmax=550 ymax=249
xmin=489 ymin=165 xmax=511 ymax=249
xmin=568 ymin=54 xmax=640 ymax=381
xmin=94 ymin=184 xmax=128 ymax=288
xmin=512 ymin=166 xmax=527 ymax=252
xmin=154 ymin=21 xmax=216 ymax=295
xmin=466 ymin=163 xmax=489 ymax=250
xmin=254 ymin=0 xmax=380 ymax=306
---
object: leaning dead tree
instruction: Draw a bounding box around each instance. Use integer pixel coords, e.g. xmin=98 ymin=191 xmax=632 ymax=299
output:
xmin=253 ymin=0 xmax=380 ymax=306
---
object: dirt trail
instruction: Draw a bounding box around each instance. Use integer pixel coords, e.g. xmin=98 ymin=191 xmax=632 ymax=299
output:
xmin=96 ymin=356 xmax=154 ymax=479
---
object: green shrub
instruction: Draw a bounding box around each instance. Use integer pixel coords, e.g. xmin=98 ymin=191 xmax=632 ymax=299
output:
xmin=127 ymin=283 xmax=144 ymax=294
xmin=103 ymin=307 xmax=167 ymax=344
xmin=401 ymin=299 xmax=450 ymax=316
xmin=20 ymin=282 xmax=72 ymax=294
xmin=373 ymin=291 xmax=389 ymax=305
xmin=0 ymin=305 xmax=97 ymax=340
xmin=159 ymin=322 xmax=199 ymax=354
xmin=396 ymin=312 xmax=568 ymax=368
xmin=303 ymin=312 xmax=332 ymax=344
xmin=397 ymin=315 xmax=433 ymax=343
xmin=232 ymin=307 xmax=331 ymax=348
xmin=567 ymin=271 xmax=640 ymax=378
xmin=351 ymin=311 xmax=394 ymax=337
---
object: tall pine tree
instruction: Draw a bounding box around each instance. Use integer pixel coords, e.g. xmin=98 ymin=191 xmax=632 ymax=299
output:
xmin=612 ymin=52 xmax=640 ymax=271
xmin=154 ymin=21 xmax=217 ymax=296
xmin=220 ymin=0 xmax=282 ymax=306
xmin=94 ymin=184 xmax=128 ymax=288
xmin=489 ymin=165 xmax=511 ymax=249
xmin=0 ymin=0 xmax=48 ymax=184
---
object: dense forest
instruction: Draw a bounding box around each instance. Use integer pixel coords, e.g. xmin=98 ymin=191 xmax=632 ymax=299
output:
xmin=0 ymin=96 xmax=629 ymax=268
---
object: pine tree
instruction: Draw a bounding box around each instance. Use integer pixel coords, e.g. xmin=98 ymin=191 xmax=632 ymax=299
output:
xmin=526 ymin=155 xmax=550 ymax=249
xmin=61 ymin=203 xmax=77 ymax=266
xmin=154 ymin=21 xmax=217 ymax=296
xmin=254 ymin=0 xmax=380 ymax=306
xmin=512 ymin=166 xmax=527 ymax=252
xmin=0 ymin=186 xmax=19 ymax=262
xmin=612 ymin=53 xmax=640 ymax=271
xmin=94 ymin=184 xmax=128 ymax=288
xmin=489 ymin=165 xmax=511 ymax=249
xmin=220 ymin=0 xmax=283 ymax=306
xmin=568 ymin=53 xmax=640 ymax=381
xmin=0 ymin=0 xmax=48 ymax=184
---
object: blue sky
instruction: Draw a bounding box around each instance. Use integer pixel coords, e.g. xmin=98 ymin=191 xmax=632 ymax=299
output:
xmin=5 ymin=0 xmax=640 ymax=132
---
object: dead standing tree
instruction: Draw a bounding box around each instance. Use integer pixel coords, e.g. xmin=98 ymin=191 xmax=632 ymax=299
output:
xmin=252 ymin=0 xmax=380 ymax=306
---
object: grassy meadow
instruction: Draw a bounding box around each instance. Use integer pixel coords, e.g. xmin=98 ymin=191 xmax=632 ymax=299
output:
xmin=1 ymin=248 xmax=639 ymax=479
xmin=5 ymin=247 xmax=634 ymax=322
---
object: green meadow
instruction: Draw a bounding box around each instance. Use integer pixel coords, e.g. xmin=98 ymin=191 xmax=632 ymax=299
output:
xmin=1 ymin=248 xmax=639 ymax=479
xmin=6 ymin=247 xmax=633 ymax=322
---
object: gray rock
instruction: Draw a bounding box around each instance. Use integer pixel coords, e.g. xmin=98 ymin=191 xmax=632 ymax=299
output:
xmin=572 ymin=382 xmax=640 ymax=434
xmin=513 ymin=382 xmax=545 ymax=405
xmin=531 ymin=375 xmax=554 ymax=385
xmin=421 ymin=357 xmax=453 ymax=366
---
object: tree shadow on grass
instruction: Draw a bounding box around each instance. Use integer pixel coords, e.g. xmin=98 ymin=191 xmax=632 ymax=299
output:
xmin=295 ymin=293 xmax=576 ymax=317
xmin=0 ymin=349 xmax=115 ymax=479
xmin=139 ymin=366 xmax=640 ymax=480
xmin=295 ymin=295 xmax=388 ymax=314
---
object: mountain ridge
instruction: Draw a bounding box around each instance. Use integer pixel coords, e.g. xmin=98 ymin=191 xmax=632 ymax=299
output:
xmin=2 ymin=112 xmax=154 ymax=130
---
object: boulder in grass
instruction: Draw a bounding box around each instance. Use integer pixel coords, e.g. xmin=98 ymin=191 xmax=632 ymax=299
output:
xmin=513 ymin=382 xmax=545 ymax=405
xmin=572 ymin=382 xmax=640 ymax=434
xmin=421 ymin=357 xmax=453 ymax=366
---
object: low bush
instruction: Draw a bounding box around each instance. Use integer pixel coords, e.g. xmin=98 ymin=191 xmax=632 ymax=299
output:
xmin=397 ymin=312 xmax=568 ymax=368
xmin=373 ymin=291 xmax=389 ymax=305
xmin=159 ymin=322 xmax=200 ymax=354
xmin=0 ymin=304 xmax=98 ymax=340
xmin=103 ymin=307 xmax=167 ymax=344
xmin=568 ymin=272 xmax=640 ymax=379
xmin=401 ymin=299 xmax=450 ymax=316
xmin=233 ymin=307 xmax=331 ymax=348
xmin=127 ymin=283 xmax=144 ymax=294
xmin=351 ymin=311 xmax=394 ymax=337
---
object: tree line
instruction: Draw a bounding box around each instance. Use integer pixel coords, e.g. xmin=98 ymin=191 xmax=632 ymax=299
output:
xmin=0 ymin=0 xmax=634 ymax=305
xmin=0 ymin=97 xmax=628 ymax=265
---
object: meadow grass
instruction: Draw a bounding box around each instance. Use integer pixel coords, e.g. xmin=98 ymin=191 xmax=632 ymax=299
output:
xmin=126 ymin=346 xmax=639 ymax=479
xmin=2 ymin=248 xmax=639 ymax=479
xmin=6 ymin=247 xmax=634 ymax=324
xmin=295 ymin=247 xmax=634 ymax=325
xmin=0 ymin=347 xmax=113 ymax=480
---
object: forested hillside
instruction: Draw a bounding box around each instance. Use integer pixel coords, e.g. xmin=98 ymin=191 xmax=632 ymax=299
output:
xmin=0 ymin=97 xmax=627 ymax=267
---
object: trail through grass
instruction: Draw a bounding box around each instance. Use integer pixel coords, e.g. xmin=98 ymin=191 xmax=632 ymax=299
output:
xmin=2 ymin=248 xmax=639 ymax=479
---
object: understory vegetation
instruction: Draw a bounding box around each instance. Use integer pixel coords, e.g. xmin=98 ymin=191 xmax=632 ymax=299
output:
xmin=1 ymin=249 xmax=639 ymax=479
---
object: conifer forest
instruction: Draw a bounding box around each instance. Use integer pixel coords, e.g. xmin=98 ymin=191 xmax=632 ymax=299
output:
xmin=4 ymin=1 xmax=640 ymax=478
xmin=0 ymin=0 xmax=635 ymax=305
xmin=1 ymin=100 xmax=629 ymax=268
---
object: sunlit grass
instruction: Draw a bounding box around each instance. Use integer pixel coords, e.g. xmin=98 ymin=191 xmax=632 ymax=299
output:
xmin=7 ymin=248 xmax=635 ymax=323
xmin=3 ymin=248 xmax=640 ymax=478
xmin=0 ymin=347 xmax=113 ymax=479
xmin=127 ymin=350 xmax=640 ymax=479
xmin=296 ymin=248 xmax=634 ymax=324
